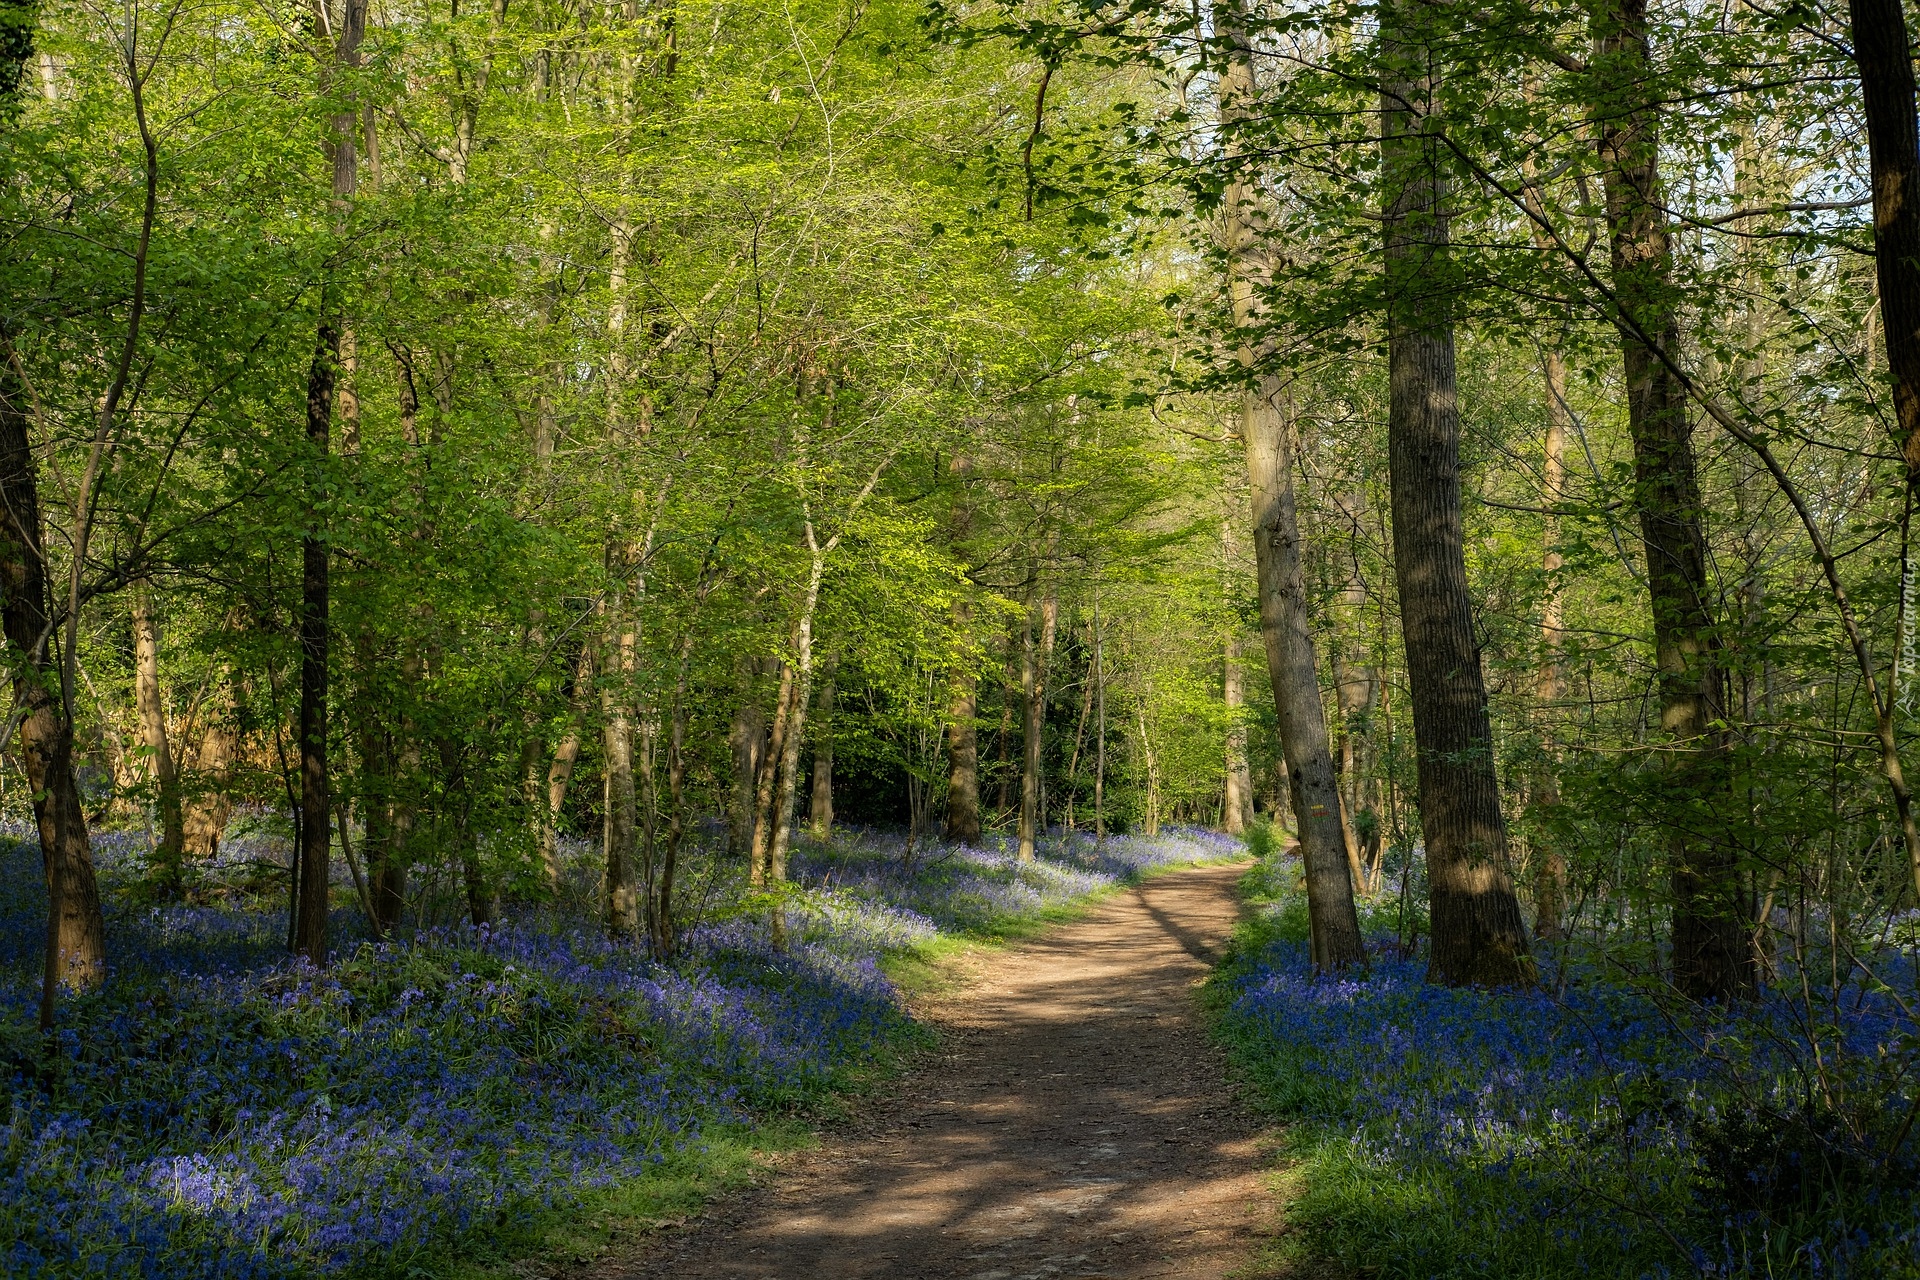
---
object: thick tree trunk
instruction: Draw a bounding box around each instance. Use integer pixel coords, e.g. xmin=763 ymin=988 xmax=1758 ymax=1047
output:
xmin=1214 ymin=0 xmax=1365 ymax=967
xmin=1017 ymin=576 xmax=1057 ymax=861
xmin=133 ymin=580 xmax=185 ymax=893
xmin=809 ymin=663 xmax=836 ymax=839
xmin=1531 ymin=347 xmax=1570 ymax=941
xmin=1593 ymin=0 xmax=1750 ymax=1000
xmin=1846 ymin=0 xmax=1920 ymax=900
xmin=0 ymin=343 xmax=105 ymax=1002
xmin=945 ymin=599 xmax=982 ymax=844
xmin=1380 ymin=2 xmax=1531 ymax=986
xmin=1851 ymin=0 xmax=1920 ymax=468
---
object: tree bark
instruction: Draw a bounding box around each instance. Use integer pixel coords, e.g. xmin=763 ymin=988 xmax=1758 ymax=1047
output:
xmin=1846 ymin=0 xmax=1920 ymax=901
xmin=0 ymin=343 xmax=105 ymax=1002
xmin=600 ymin=580 xmax=640 ymax=939
xmin=808 ymin=664 xmax=836 ymax=839
xmin=1531 ymin=347 xmax=1570 ymax=941
xmin=1380 ymin=0 xmax=1531 ymax=986
xmin=945 ymin=598 xmax=982 ymax=843
xmin=1214 ymin=0 xmax=1365 ymax=968
xmin=1017 ymin=574 xmax=1057 ymax=861
xmin=182 ymin=670 xmax=240 ymax=860
xmin=1851 ymin=0 xmax=1920 ymax=472
xmin=749 ymin=657 xmax=795 ymax=885
xmin=133 ymin=579 xmax=185 ymax=894
xmin=542 ymin=636 xmax=594 ymax=886
xmin=1333 ymin=491 xmax=1376 ymax=886
xmin=1592 ymin=0 xmax=1750 ymax=1000
xmin=729 ymin=654 xmax=771 ymax=859
xmin=296 ymin=322 xmax=335 ymax=965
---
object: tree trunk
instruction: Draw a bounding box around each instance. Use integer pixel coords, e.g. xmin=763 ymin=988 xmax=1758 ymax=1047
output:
xmin=1380 ymin=0 xmax=1531 ymax=986
xmin=1531 ymin=347 xmax=1570 ymax=941
xmin=1093 ymin=592 xmax=1106 ymax=840
xmin=1592 ymin=0 xmax=1749 ymax=1000
xmin=0 ymin=339 xmax=105 ymax=1004
xmin=296 ymin=322 xmax=335 ymax=966
xmin=541 ymin=637 xmax=593 ymax=888
xmin=1215 ymin=0 xmax=1365 ymax=968
xmin=182 ymin=670 xmax=240 ymax=860
xmin=730 ymin=654 xmax=771 ymax=858
xmin=945 ymin=598 xmax=981 ymax=844
xmin=1333 ymin=492 xmax=1376 ymax=885
xmin=1846 ymin=0 xmax=1920 ymax=901
xmin=1851 ymin=0 xmax=1920 ymax=470
xmin=133 ymin=579 xmax=185 ymax=894
xmin=1222 ymin=640 xmax=1252 ymax=836
xmin=1017 ymin=575 xmax=1057 ymax=861
xmin=291 ymin=0 xmax=366 ymax=967
xmin=600 ymin=583 xmax=640 ymax=939
xmin=809 ymin=660 xmax=836 ymax=839
xmin=749 ymin=658 xmax=795 ymax=885
xmin=769 ymin=559 xmax=827 ymax=913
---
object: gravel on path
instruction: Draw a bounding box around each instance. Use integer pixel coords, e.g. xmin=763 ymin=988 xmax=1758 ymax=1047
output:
xmin=593 ymin=859 xmax=1285 ymax=1280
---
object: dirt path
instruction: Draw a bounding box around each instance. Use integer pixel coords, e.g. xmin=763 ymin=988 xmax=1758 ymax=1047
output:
xmin=603 ymin=860 xmax=1281 ymax=1280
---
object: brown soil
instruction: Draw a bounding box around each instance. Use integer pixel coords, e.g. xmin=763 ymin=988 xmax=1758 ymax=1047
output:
xmin=596 ymin=860 xmax=1287 ymax=1280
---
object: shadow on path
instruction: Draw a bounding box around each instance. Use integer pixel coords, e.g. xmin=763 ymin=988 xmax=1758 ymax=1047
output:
xmin=593 ymin=861 xmax=1282 ymax=1280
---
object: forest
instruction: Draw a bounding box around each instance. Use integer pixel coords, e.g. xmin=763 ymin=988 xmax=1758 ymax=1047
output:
xmin=4 ymin=0 xmax=1920 ymax=1274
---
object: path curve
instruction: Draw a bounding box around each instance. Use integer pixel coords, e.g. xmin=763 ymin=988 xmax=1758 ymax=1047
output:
xmin=603 ymin=860 xmax=1279 ymax=1280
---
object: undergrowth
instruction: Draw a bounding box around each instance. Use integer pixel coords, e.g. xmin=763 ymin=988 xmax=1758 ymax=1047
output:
xmin=1210 ymin=836 xmax=1920 ymax=1280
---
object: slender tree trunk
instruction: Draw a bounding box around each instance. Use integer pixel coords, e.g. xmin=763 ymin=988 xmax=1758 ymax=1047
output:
xmin=729 ymin=654 xmax=771 ymax=858
xmin=291 ymin=0 xmax=367 ymax=967
xmin=600 ymin=581 xmax=640 ymax=938
xmin=657 ymin=630 xmax=698 ymax=959
xmin=1093 ymin=592 xmax=1106 ymax=840
xmin=1215 ymin=0 xmax=1365 ymax=968
xmin=809 ymin=659 xmax=836 ymax=839
xmin=1017 ymin=575 xmax=1057 ymax=861
xmin=542 ymin=637 xmax=594 ymax=887
xmin=1221 ymin=633 xmax=1254 ymax=835
xmin=994 ymin=624 xmax=1019 ymax=820
xmin=0 ymin=342 xmax=105 ymax=1003
xmin=1592 ymin=0 xmax=1749 ymax=999
xmin=296 ymin=322 xmax=335 ymax=965
xmin=182 ymin=669 xmax=240 ymax=860
xmin=945 ymin=599 xmax=982 ymax=843
xmin=133 ymin=579 xmax=185 ymax=894
xmin=769 ymin=558 xmax=827 ymax=905
xmin=1333 ymin=494 xmax=1376 ymax=883
xmin=1381 ymin=0 xmax=1531 ymax=985
xmin=749 ymin=658 xmax=795 ymax=885
xmin=1531 ymin=347 xmax=1570 ymax=941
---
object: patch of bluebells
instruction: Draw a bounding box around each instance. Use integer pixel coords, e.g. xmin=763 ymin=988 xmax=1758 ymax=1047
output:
xmin=2 ymin=822 xmax=1223 ymax=1277
xmin=1221 ymin=854 xmax=1920 ymax=1278
xmin=788 ymin=824 xmax=1238 ymax=934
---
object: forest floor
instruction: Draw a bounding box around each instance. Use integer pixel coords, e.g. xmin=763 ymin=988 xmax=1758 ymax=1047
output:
xmin=589 ymin=859 xmax=1292 ymax=1280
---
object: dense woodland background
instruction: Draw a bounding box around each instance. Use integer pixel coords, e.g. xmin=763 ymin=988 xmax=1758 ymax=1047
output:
xmin=8 ymin=0 xmax=1920 ymax=1269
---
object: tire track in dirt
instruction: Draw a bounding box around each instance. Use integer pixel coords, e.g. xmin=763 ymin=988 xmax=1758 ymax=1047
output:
xmin=596 ymin=859 xmax=1284 ymax=1280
